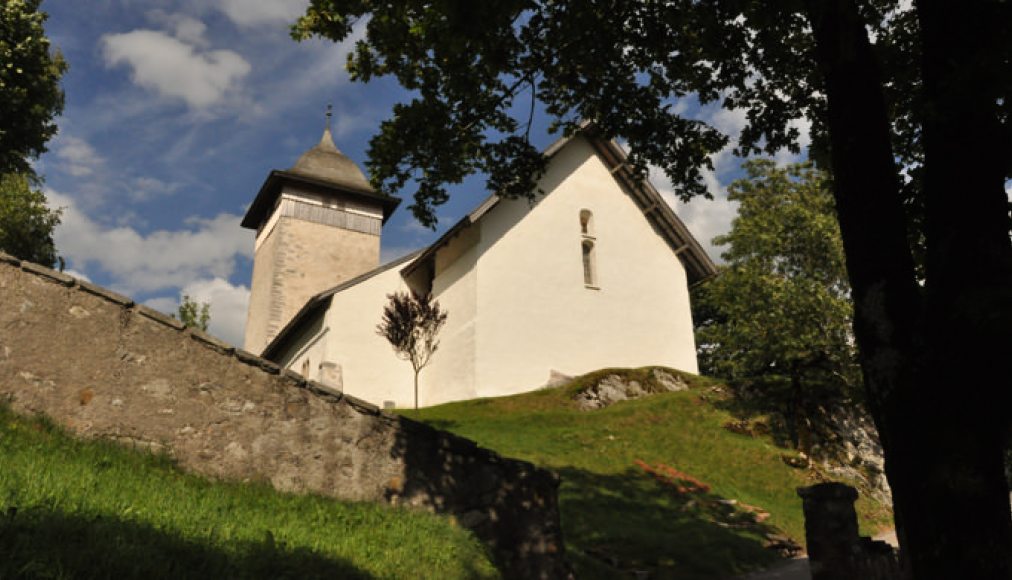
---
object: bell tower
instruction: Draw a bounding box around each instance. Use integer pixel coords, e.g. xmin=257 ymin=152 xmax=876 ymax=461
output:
xmin=242 ymin=110 xmax=399 ymax=354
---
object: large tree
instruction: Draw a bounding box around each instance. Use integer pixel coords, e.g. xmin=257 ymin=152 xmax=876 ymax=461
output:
xmin=0 ymin=0 xmax=66 ymax=181
xmin=295 ymin=1 xmax=1012 ymax=576
xmin=694 ymin=160 xmax=860 ymax=451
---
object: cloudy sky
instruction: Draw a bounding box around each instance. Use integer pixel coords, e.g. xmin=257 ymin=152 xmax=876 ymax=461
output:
xmin=36 ymin=0 xmax=804 ymax=346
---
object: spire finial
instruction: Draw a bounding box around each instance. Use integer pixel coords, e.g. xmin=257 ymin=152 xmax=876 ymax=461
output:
xmin=316 ymin=103 xmax=339 ymax=151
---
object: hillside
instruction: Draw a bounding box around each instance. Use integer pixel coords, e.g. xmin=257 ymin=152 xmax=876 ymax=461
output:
xmin=401 ymin=367 xmax=892 ymax=579
xmin=0 ymin=405 xmax=497 ymax=580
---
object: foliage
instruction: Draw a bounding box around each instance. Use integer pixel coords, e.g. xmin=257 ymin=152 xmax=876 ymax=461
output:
xmin=376 ymin=291 xmax=447 ymax=408
xmin=295 ymin=2 xmax=1012 ymax=574
xmin=177 ymin=294 xmax=211 ymax=332
xmin=0 ymin=0 xmax=66 ymax=181
xmin=693 ymin=160 xmax=860 ymax=449
xmin=401 ymin=367 xmax=891 ymax=579
xmin=0 ymin=404 xmax=498 ymax=579
xmin=0 ymin=172 xmax=61 ymax=265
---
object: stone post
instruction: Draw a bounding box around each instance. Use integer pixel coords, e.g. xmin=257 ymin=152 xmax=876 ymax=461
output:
xmin=797 ymin=482 xmax=861 ymax=580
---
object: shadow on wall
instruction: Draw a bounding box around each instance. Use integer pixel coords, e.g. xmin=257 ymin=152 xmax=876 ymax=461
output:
xmin=556 ymin=466 xmax=787 ymax=578
xmin=386 ymin=418 xmax=570 ymax=579
xmin=0 ymin=507 xmax=372 ymax=580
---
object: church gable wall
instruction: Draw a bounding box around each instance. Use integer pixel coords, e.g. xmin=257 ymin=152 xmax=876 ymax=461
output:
xmin=316 ymin=262 xmax=417 ymax=407
xmin=472 ymin=135 xmax=698 ymax=397
xmin=0 ymin=255 xmax=567 ymax=578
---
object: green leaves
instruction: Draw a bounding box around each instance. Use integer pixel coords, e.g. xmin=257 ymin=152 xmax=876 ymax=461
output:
xmin=177 ymin=295 xmax=211 ymax=332
xmin=692 ymin=161 xmax=859 ymax=447
xmin=0 ymin=172 xmax=61 ymax=266
xmin=0 ymin=0 xmax=66 ymax=181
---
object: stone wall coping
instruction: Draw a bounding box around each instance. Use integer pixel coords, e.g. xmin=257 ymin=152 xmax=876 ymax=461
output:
xmin=20 ymin=260 xmax=75 ymax=286
xmin=0 ymin=252 xmax=22 ymax=266
xmin=136 ymin=304 xmax=187 ymax=330
xmin=187 ymin=329 xmax=235 ymax=355
xmin=77 ymin=280 xmax=135 ymax=307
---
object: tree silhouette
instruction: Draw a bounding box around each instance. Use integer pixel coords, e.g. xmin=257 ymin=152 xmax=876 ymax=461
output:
xmin=377 ymin=291 xmax=447 ymax=409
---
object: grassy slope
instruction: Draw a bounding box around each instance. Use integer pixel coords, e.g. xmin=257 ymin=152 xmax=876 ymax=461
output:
xmin=401 ymin=368 xmax=892 ymax=579
xmin=0 ymin=405 xmax=497 ymax=580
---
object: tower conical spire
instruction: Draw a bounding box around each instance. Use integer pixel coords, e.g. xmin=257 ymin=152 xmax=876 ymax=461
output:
xmin=316 ymin=103 xmax=339 ymax=152
xmin=289 ymin=104 xmax=371 ymax=191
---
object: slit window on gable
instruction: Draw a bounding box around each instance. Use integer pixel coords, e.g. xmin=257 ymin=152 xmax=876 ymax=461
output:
xmin=582 ymin=239 xmax=596 ymax=286
xmin=579 ymin=209 xmax=594 ymax=236
xmin=580 ymin=209 xmax=598 ymax=288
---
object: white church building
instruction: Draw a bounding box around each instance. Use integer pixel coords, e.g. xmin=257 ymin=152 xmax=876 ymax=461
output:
xmin=242 ymin=122 xmax=716 ymax=408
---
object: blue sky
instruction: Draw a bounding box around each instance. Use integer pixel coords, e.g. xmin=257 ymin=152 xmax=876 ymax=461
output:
xmin=36 ymin=0 xmax=796 ymax=346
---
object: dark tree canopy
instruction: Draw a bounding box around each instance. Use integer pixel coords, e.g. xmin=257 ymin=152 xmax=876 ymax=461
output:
xmin=0 ymin=0 xmax=66 ymax=181
xmin=297 ymin=1 xmax=1012 ymax=576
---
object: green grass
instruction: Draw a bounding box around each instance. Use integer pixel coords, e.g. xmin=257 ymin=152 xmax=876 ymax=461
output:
xmin=0 ymin=405 xmax=497 ymax=580
xmin=401 ymin=367 xmax=893 ymax=579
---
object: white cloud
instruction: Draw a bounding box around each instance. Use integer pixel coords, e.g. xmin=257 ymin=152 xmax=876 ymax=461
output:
xmin=651 ymin=146 xmax=741 ymax=264
xmin=216 ymin=0 xmax=308 ymax=28
xmin=708 ymin=106 xmax=749 ymax=137
xmin=55 ymin=136 xmax=105 ymax=177
xmin=100 ymin=29 xmax=251 ymax=109
xmin=47 ymin=189 xmax=252 ymax=295
xmin=130 ymin=176 xmax=181 ymax=202
xmin=143 ymin=278 xmax=249 ymax=346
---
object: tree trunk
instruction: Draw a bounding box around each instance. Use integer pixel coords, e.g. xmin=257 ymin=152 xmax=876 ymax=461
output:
xmin=414 ymin=369 xmax=420 ymax=410
xmin=804 ymin=0 xmax=1012 ymax=577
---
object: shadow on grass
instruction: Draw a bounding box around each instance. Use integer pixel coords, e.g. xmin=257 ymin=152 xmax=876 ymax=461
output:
xmin=556 ymin=466 xmax=786 ymax=580
xmin=0 ymin=507 xmax=372 ymax=580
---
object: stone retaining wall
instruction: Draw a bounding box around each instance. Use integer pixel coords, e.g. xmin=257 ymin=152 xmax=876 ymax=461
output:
xmin=0 ymin=254 xmax=567 ymax=578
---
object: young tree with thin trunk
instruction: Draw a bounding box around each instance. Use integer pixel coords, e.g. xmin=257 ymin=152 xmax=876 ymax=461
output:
xmin=377 ymin=291 xmax=447 ymax=409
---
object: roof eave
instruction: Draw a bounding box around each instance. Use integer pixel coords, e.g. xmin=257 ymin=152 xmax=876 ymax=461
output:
xmin=241 ymin=170 xmax=402 ymax=230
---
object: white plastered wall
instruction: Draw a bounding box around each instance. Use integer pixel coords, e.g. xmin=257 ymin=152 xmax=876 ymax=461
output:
xmin=469 ymin=135 xmax=699 ymax=398
xmin=314 ymin=265 xmax=418 ymax=407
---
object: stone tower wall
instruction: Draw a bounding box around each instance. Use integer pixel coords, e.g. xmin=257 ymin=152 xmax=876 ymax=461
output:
xmin=0 ymin=254 xmax=567 ymax=578
xmin=244 ymin=209 xmax=380 ymax=354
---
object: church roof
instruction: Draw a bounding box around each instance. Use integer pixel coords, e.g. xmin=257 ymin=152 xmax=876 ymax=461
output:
xmin=291 ymin=127 xmax=374 ymax=191
xmin=241 ymin=128 xmax=401 ymax=229
xmin=400 ymin=125 xmax=718 ymax=286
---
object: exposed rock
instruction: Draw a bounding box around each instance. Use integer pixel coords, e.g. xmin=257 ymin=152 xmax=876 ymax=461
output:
xmin=814 ymin=405 xmax=892 ymax=505
xmin=652 ymin=368 xmax=689 ymax=392
xmin=574 ymin=369 xmax=689 ymax=410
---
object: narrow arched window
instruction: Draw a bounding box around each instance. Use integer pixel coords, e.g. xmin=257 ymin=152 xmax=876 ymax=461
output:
xmin=580 ymin=210 xmax=598 ymax=288
xmin=582 ymin=239 xmax=596 ymax=286
xmin=579 ymin=209 xmax=594 ymax=236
